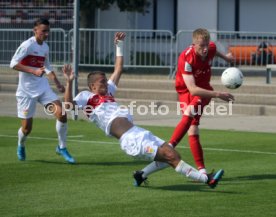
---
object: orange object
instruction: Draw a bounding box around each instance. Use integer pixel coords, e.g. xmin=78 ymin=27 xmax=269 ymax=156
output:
xmin=228 ymin=45 xmax=276 ymax=65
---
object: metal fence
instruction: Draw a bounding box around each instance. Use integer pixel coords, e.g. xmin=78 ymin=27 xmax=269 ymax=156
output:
xmin=0 ymin=28 xmax=68 ymax=67
xmin=2 ymin=28 xmax=276 ymax=77
xmin=68 ymin=28 xmax=174 ymax=73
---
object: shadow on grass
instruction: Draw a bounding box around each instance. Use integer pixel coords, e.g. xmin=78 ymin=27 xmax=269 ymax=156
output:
xmin=144 ymin=184 xmax=237 ymax=193
xmin=31 ymin=159 xmax=147 ymax=167
xmin=223 ymin=174 xmax=276 ymax=181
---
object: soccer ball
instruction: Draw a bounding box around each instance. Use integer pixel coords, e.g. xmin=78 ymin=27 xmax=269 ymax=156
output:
xmin=221 ymin=67 xmax=243 ymax=89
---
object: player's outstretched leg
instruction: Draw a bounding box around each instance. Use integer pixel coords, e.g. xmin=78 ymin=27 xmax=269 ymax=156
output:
xmin=56 ymin=146 xmax=75 ymax=164
xmin=153 ymin=143 xmax=225 ymax=188
xmin=133 ymin=171 xmax=148 ymax=186
xmin=207 ymin=169 xmax=224 ymax=189
xmin=133 ymin=161 xmax=169 ymax=186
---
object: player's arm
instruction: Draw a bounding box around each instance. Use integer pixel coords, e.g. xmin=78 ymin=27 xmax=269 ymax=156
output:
xmin=183 ymin=74 xmax=234 ymax=102
xmin=216 ymin=50 xmax=233 ymax=63
xmin=109 ymin=32 xmax=126 ymax=86
xmin=11 ymin=63 xmax=45 ymax=77
xmin=47 ymin=71 xmax=65 ymax=93
xmin=44 ymin=51 xmax=65 ymax=93
xmin=63 ymin=64 xmax=76 ymax=110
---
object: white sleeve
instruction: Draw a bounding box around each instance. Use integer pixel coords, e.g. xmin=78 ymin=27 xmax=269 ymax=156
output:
xmin=10 ymin=44 xmax=28 ymax=68
xmin=73 ymin=91 xmax=91 ymax=110
xmin=108 ymin=80 xmax=117 ymax=95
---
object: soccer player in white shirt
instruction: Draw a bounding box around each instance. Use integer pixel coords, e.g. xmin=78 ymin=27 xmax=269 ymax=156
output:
xmin=10 ymin=18 xmax=75 ymax=163
xmin=62 ymin=32 xmax=223 ymax=188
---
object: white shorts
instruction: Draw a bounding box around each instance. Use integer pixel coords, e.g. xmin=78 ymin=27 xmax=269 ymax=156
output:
xmin=17 ymin=89 xmax=59 ymax=119
xmin=119 ymin=126 xmax=165 ymax=161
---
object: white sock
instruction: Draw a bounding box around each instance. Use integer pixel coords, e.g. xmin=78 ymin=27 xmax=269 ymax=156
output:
xmin=199 ymin=168 xmax=207 ymax=175
xmin=56 ymin=120 xmax=67 ymax=149
xmin=142 ymin=161 xmax=170 ymax=178
xmin=175 ymin=160 xmax=208 ymax=183
xmin=168 ymin=143 xmax=174 ymax=148
xmin=18 ymin=127 xmax=27 ymax=147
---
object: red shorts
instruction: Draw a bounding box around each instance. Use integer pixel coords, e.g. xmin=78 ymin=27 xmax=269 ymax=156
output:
xmin=178 ymin=92 xmax=211 ymax=125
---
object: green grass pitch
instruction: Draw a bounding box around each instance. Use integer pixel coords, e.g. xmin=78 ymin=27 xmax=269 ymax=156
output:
xmin=0 ymin=116 xmax=275 ymax=217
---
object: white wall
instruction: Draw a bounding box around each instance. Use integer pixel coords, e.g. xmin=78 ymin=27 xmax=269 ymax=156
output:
xmin=177 ymin=0 xmax=218 ymax=31
xmin=95 ymin=0 xmax=276 ymax=33
xmin=96 ymin=4 xmax=131 ymax=29
xmin=97 ymin=0 xmax=175 ymax=32
xmin=156 ymin=0 xmax=174 ymax=31
xmin=218 ymin=0 xmax=235 ymax=31
xmin=239 ymin=0 xmax=276 ymax=32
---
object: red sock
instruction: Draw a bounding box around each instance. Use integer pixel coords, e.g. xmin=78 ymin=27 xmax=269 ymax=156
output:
xmin=189 ymin=135 xmax=205 ymax=170
xmin=169 ymin=115 xmax=193 ymax=147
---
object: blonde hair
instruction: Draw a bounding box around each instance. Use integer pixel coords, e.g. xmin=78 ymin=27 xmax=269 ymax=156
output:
xmin=192 ymin=28 xmax=210 ymax=43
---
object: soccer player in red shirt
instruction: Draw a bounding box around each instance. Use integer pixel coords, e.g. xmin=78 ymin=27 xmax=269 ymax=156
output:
xmin=170 ymin=28 xmax=234 ymax=174
xmin=133 ymin=28 xmax=234 ymax=185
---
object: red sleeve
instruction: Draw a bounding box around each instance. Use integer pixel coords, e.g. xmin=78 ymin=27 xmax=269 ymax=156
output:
xmin=177 ymin=52 xmax=185 ymax=75
xmin=179 ymin=47 xmax=193 ymax=75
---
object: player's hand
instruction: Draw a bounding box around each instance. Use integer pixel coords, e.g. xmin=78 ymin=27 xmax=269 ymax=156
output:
xmin=62 ymin=64 xmax=75 ymax=82
xmin=217 ymin=92 xmax=235 ymax=102
xmin=225 ymin=52 xmax=234 ymax=63
xmin=33 ymin=66 xmax=45 ymax=77
xmin=114 ymin=32 xmax=126 ymax=44
xmin=56 ymin=84 xmax=65 ymax=93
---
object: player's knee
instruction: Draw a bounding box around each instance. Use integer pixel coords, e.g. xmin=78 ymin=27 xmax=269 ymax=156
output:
xmin=58 ymin=115 xmax=67 ymax=123
xmin=56 ymin=112 xmax=67 ymax=122
xmin=22 ymin=126 xmax=32 ymax=135
xmin=188 ymin=125 xmax=199 ymax=135
xmin=183 ymin=105 xmax=197 ymax=117
xmin=163 ymin=145 xmax=180 ymax=162
xmin=52 ymin=104 xmax=67 ymax=121
xmin=183 ymin=110 xmax=195 ymax=117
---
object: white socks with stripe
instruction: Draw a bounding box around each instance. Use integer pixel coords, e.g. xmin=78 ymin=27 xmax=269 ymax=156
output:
xmin=175 ymin=160 xmax=208 ymax=183
xmin=141 ymin=161 xmax=170 ymax=178
xmin=56 ymin=120 xmax=67 ymax=149
xmin=18 ymin=127 xmax=27 ymax=147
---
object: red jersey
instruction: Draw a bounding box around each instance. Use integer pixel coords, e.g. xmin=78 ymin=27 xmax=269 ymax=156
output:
xmin=175 ymin=41 xmax=216 ymax=93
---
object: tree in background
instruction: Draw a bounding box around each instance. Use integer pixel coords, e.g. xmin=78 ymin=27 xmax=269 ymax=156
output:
xmin=80 ymin=0 xmax=150 ymax=28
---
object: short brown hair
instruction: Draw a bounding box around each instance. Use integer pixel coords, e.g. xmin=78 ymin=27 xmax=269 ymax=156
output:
xmin=34 ymin=18 xmax=49 ymax=27
xmin=192 ymin=28 xmax=210 ymax=42
xmin=87 ymin=71 xmax=106 ymax=87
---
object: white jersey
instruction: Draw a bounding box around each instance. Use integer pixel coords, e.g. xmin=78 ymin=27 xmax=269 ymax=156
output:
xmin=74 ymin=80 xmax=133 ymax=136
xmin=10 ymin=36 xmax=53 ymax=97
